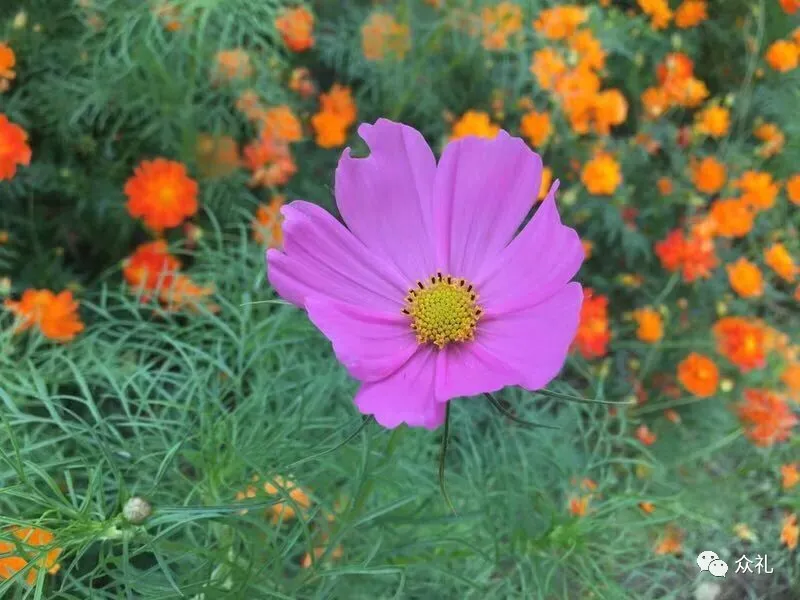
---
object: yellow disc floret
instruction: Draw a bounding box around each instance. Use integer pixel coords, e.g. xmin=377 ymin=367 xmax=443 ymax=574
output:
xmin=402 ymin=272 xmax=482 ymax=349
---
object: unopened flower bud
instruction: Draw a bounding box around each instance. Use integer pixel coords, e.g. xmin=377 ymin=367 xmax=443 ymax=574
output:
xmin=123 ymin=496 xmax=152 ymax=524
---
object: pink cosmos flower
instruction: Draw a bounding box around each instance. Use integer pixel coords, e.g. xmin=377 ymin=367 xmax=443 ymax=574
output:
xmin=267 ymin=119 xmax=584 ymax=430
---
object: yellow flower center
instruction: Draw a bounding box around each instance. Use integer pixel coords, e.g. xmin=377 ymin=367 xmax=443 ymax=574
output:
xmin=402 ymin=272 xmax=482 ymax=349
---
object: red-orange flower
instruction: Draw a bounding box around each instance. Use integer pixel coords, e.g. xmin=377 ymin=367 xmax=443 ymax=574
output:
xmin=0 ymin=113 xmax=32 ymax=180
xmin=572 ymin=288 xmax=611 ymax=359
xmin=275 ymin=6 xmax=315 ymax=52
xmin=252 ymin=196 xmax=285 ymax=248
xmin=781 ymin=463 xmax=800 ymax=490
xmin=713 ymin=317 xmax=766 ymax=372
xmin=122 ymin=240 xmax=181 ymax=295
xmin=0 ymin=42 xmax=16 ymax=90
xmin=0 ymin=527 xmax=62 ymax=586
xmin=674 ymin=0 xmax=707 ymax=28
xmin=780 ymin=0 xmax=799 ymax=14
xmin=5 ymin=289 xmax=84 ymax=342
xmin=124 ymin=159 xmax=199 ymax=232
xmin=738 ymin=389 xmax=797 ymax=447
xmin=636 ymin=424 xmax=657 ymax=445
xmin=242 ymin=136 xmax=297 ymax=187
xmin=677 ymin=353 xmax=719 ymax=397
xmin=654 ymin=525 xmax=683 ymax=555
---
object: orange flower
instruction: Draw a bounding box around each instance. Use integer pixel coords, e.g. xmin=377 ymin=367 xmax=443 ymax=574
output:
xmin=319 ymin=84 xmax=357 ymax=127
xmin=538 ymin=167 xmax=553 ymax=200
xmin=124 ymin=158 xmax=199 ymax=232
xmin=0 ymin=113 xmax=32 ymax=180
xmin=783 ymin=362 xmax=800 ymax=401
xmin=275 ymin=6 xmax=315 ymax=52
xmin=195 ymin=134 xmax=240 ymax=179
xmin=300 ymin=539 xmax=344 ymax=568
xmin=735 ymin=170 xmax=778 ymax=211
xmin=657 ymin=53 xmax=694 ymax=88
xmin=655 ymin=229 xmax=685 ymax=273
xmin=780 ymin=0 xmax=800 ymax=13
xmin=632 ymin=308 xmax=663 ymax=343
xmin=639 ymin=501 xmax=656 ymax=514
xmin=0 ymin=42 xmax=16 ymax=90
xmin=726 ymin=258 xmax=763 ymax=298
xmin=159 ymin=274 xmax=218 ymax=314
xmin=753 ymin=122 xmax=785 ymax=157
xmin=572 ymin=288 xmax=611 ymax=359
xmin=519 ymin=110 xmax=551 ymax=147
xmin=533 ymin=5 xmax=587 ymax=40
xmin=781 ymin=514 xmax=799 ymax=550
xmin=782 ymin=464 xmax=800 ymax=490
xmin=5 ymin=289 xmax=84 ymax=342
xmin=641 ymin=86 xmax=670 ymax=119
xmin=260 ymin=105 xmax=303 ymax=143
xmin=765 ymin=39 xmax=798 ymax=72
xmin=638 ymin=0 xmax=673 ymax=30
xmin=786 ymin=174 xmax=800 ymax=205
xmin=242 ymin=136 xmax=297 ymax=187
xmin=122 ymin=240 xmax=181 ymax=296
xmin=581 ymin=152 xmax=622 ymax=196
xmin=674 ymin=0 xmax=707 ymax=28
xmin=694 ymin=105 xmax=729 ymax=138
xmin=0 ymin=527 xmax=62 ymax=586
xmin=530 ymin=48 xmax=567 ymax=91
xmin=738 ymin=389 xmax=797 ymax=447
xmin=451 ymin=110 xmax=500 ymax=140
xmin=765 ymin=243 xmax=797 ymax=282
xmin=654 ymin=525 xmax=683 ymax=555
xmin=569 ymin=29 xmax=607 ymax=72
xmin=713 ymin=317 xmax=766 ymax=372
xmin=554 ymin=67 xmax=601 ymax=134
xmin=690 ymin=156 xmax=726 ymax=195
xmin=480 ymin=2 xmax=522 ymax=50
xmin=361 ymin=12 xmax=411 ymax=61
xmin=657 ymin=177 xmax=674 ymax=196
xmin=568 ymin=495 xmax=590 ymax=516
xmin=709 ymin=198 xmax=753 ymax=238
xmin=636 ymin=424 xmax=657 ymax=446
xmin=311 ymin=111 xmax=351 ymax=148
xmin=212 ymin=49 xmax=252 ymax=82
xmin=252 ymin=196 xmax=285 ymax=248
xmin=263 ymin=476 xmax=312 ymax=524
xmin=677 ymin=353 xmax=719 ymax=397
xmin=592 ymin=89 xmax=628 ymax=135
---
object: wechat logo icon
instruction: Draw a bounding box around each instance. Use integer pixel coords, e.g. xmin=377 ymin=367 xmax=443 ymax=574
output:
xmin=697 ymin=551 xmax=728 ymax=577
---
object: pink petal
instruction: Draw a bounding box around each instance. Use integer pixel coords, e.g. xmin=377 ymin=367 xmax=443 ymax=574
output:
xmin=305 ymin=298 xmax=418 ymax=382
xmin=436 ymin=283 xmax=583 ymax=399
xmin=474 ymin=181 xmax=585 ymax=313
xmin=354 ymin=346 xmax=445 ymax=430
xmin=335 ymin=119 xmax=438 ymax=283
xmin=433 ymin=132 xmax=543 ymax=279
xmin=267 ymin=201 xmax=407 ymax=312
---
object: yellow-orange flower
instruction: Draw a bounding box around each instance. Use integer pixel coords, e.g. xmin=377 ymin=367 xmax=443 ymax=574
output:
xmin=124 ymin=158 xmax=199 ymax=232
xmin=593 ymin=89 xmax=628 ymax=135
xmin=581 ymin=152 xmax=622 ymax=196
xmin=480 ymin=2 xmax=522 ymax=50
xmin=638 ymin=0 xmax=673 ymax=30
xmin=519 ymin=110 xmax=551 ymax=148
xmin=677 ymin=353 xmax=719 ymax=398
xmin=765 ymin=39 xmax=798 ymax=72
xmin=765 ymin=243 xmax=797 ymax=282
xmin=0 ymin=527 xmax=61 ymax=586
xmin=264 ymin=476 xmax=312 ymax=524
xmin=641 ymin=86 xmax=670 ymax=119
xmin=159 ymin=274 xmax=218 ymax=314
xmin=690 ymin=156 xmax=726 ymax=195
xmin=709 ymin=198 xmax=753 ymax=238
xmin=735 ymin=170 xmax=778 ymax=211
xmin=632 ymin=308 xmax=663 ymax=343
xmin=451 ymin=110 xmax=499 ymax=140
xmin=260 ymin=105 xmax=303 ymax=143
xmin=674 ymin=0 xmax=707 ymax=28
xmin=738 ymin=389 xmax=797 ymax=447
xmin=0 ymin=113 xmax=32 ymax=180
xmin=786 ymin=173 xmax=800 ymax=205
xmin=568 ymin=495 xmax=590 ymax=516
xmin=538 ymin=167 xmax=553 ymax=200
xmin=533 ymin=5 xmax=586 ymax=40
xmin=319 ymin=84 xmax=357 ymax=127
xmin=213 ymin=49 xmax=252 ymax=82
xmin=726 ymin=258 xmax=763 ymax=298
xmin=361 ymin=12 xmax=411 ymax=61
xmin=5 ymin=289 xmax=84 ymax=342
xmin=569 ymin=29 xmax=606 ymax=72
xmin=694 ymin=105 xmax=729 ymax=138
xmin=275 ymin=6 xmax=315 ymax=52
xmin=781 ymin=514 xmax=799 ymax=550
xmin=657 ymin=177 xmax=673 ymax=196
xmin=252 ymin=195 xmax=285 ymax=248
